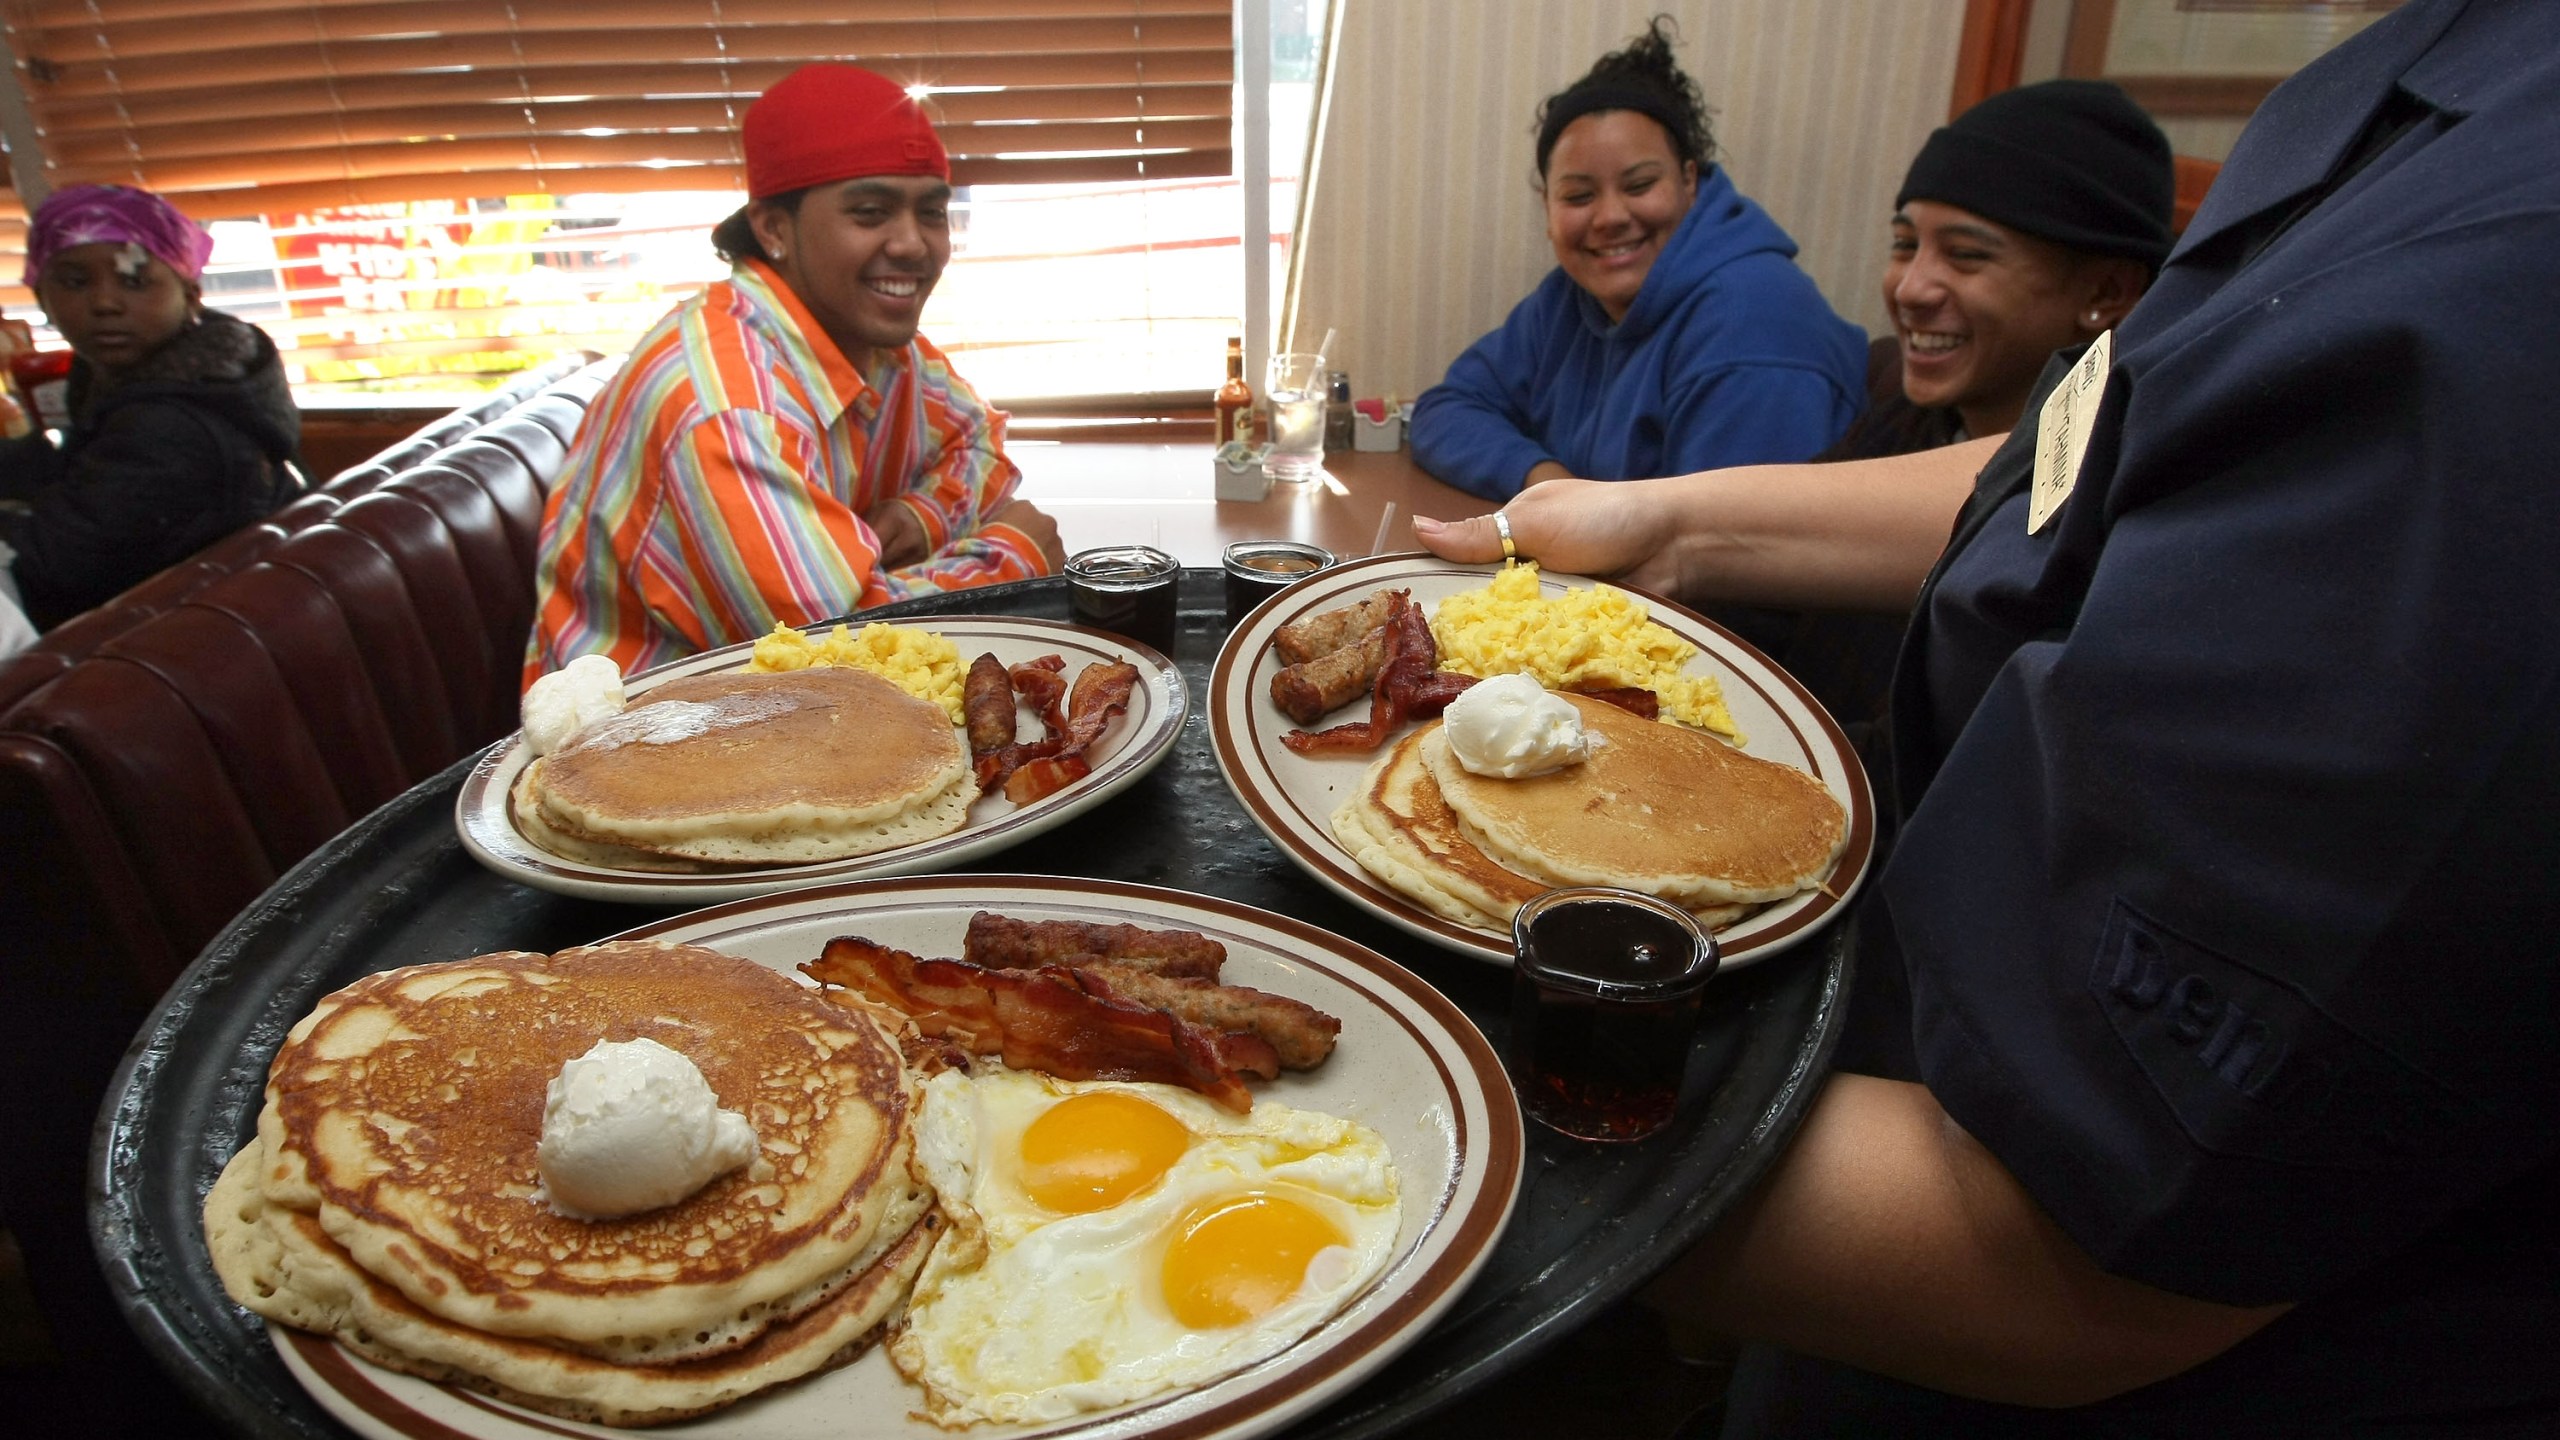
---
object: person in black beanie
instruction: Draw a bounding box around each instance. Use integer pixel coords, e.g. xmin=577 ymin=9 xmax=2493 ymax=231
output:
xmin=1872 ymin=78 xmax=2172 ymax=444
xmin=1704 ymin=81 xmax=2172 ymax=806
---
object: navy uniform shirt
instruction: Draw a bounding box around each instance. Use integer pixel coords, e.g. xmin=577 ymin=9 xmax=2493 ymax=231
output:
xmin=1738 ymin=1 xmax=2560 ymax=1433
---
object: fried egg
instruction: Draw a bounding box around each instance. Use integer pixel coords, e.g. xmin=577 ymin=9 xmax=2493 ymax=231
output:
xmin=892 ymin=1065 xmax=1401 ymax=1426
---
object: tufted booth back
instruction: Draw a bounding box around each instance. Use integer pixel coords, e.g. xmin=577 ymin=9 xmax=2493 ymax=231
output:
xmin=0 ymin=353 xmax=624 ymax=1374
xmin=1 ymin=349 xmax=625 ymax=989
xmin=0 ymin=353 xmax=620 ymax=701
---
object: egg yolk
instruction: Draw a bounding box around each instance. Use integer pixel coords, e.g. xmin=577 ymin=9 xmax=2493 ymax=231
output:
xmin=1160 ymin=1191 xmax=1349 ymax=1329
xmin=1017 ymin=1091 xmax=1190 ymax=1213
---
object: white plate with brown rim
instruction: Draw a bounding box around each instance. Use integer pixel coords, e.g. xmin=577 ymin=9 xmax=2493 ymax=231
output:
xmin=1208 ymin=553 xmax=1876 ymax=968
xmin=457 ymin=618 xmax=1186 ymax=904
xmin=268 ymin=874 xmax=1524 ymax=1440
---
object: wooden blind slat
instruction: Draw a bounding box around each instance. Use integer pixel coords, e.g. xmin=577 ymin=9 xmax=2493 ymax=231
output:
xmin=186 ymin=147 xmax=1234 ymax=218
xmin=37 ymin=74 xmax=1233 ymax=139
xmin=32 ymin=65 xmax=1229 ymax=140
xmin=51 ymin=117 xmax=1237 ymax=193
xmin=27 ymin=55 xmax=1231 ymax=122
xmin=9 ymin=0 xmax=1220 ymax=28
xmin=16 ymin=17 xmax=1233 ymax=95
xmin=40 ymin=87 xmax=1234 ymax=170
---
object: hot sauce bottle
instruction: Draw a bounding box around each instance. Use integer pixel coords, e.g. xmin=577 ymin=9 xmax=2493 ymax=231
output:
xmin=1214 ymin=336 xmax=1253 ymax=446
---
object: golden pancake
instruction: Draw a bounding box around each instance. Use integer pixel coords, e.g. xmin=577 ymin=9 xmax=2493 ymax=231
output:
xmin=508 ymin=771 xmax=761 ymax=871
xmin=206 ymin=1146 xmax=939 ymax=1427
xmin=1334 ymin=719 xmax=1752 ymax=931
xmin=1423 ymin=695 xmax=1845 ymax=907
xmin=249 ymin=941 xmax=928 ymax=1365
xmin=1331 ymin=723 xmax=1551 ymax=929
xmin=520 ymin=667 xmax=973 ymax=865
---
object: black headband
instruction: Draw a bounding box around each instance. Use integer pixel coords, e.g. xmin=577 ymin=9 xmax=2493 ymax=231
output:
xmin=1537 ymin=83 xmax=1695 ymax=174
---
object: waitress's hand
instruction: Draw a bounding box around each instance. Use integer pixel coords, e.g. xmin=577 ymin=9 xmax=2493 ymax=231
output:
xmin=1411 ymin=478 xmax=1687 ymax=595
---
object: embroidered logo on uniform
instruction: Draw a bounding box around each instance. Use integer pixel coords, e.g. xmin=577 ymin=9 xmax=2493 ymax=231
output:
xmin=2089 ymin=899 xmax=2474 ymax=1168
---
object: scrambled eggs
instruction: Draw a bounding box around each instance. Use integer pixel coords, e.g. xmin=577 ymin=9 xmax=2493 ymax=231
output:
xmin=747 ymin=620 xmax=965 ymax=723
xmin=1430 ymin=563 xmax=1742 ymax=743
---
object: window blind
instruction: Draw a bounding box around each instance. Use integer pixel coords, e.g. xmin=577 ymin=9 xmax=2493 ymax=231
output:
xmin=1 ymin=0 xmax=1233 ymax=215
xmin=0 ymin=0 xmax=1249 ymax=401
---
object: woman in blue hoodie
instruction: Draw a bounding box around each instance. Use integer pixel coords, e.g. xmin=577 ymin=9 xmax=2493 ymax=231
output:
xmin=1409 ymin=18 xmax=1865 ymax=501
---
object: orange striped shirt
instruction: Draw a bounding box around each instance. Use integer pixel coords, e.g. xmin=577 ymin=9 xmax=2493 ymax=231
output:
xmin=524 ymin=259 xmax=1046 ymax=685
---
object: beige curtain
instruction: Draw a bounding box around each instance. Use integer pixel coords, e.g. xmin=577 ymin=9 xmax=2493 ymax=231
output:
xmin=1290 ymin=0 xmax=1965 ymax=402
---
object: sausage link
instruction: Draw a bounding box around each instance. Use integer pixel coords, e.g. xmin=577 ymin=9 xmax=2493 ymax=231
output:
xmin=1270 ymin=624 xmax=1389 ymax=724
xmin=963 ymin=652 xmax=1015 ymax=755
xmin=1271 ymin=589 xmax=1400 ymax=667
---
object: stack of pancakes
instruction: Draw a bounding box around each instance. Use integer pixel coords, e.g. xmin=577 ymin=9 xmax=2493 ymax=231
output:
xmin=1333 ymin=693 xmax=1846 ymax=931
xmin=205 ymin=941 xmax=936 ymax=1426
xmin=513 ymin=667 xmax=973 ymax=870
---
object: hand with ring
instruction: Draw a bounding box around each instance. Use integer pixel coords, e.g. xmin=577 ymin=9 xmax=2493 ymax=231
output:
xmin=1411 ymin=477 xmax=1687 ymax=593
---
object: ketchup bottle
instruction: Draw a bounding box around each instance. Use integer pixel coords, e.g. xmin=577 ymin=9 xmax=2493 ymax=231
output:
xmin=9 ymin=348 xmax=75 ymax=432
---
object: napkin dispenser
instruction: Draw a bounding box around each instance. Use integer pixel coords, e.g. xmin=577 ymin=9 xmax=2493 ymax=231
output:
xmin=1352 ymin=399 xmax=1404 ymax=452
xmin=1214 ymin=440 xmax=1273 ymax=501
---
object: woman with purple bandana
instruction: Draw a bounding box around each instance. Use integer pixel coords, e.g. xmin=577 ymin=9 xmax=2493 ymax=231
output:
xmin=0 ymin=183 xmax=301 ymax=630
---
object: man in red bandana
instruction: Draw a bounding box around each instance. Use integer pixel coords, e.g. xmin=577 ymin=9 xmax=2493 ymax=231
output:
xmin=527 ymin=64 xmax=1065 ymax=682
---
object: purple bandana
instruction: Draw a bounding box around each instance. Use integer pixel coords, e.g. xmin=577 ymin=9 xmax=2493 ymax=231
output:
xmin=22 ymin=184 xmax=215 ymax=288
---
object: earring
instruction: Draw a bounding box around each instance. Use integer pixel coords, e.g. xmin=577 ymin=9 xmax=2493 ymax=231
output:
xmin=2086 ymin=310 xmax=2104 ymax=325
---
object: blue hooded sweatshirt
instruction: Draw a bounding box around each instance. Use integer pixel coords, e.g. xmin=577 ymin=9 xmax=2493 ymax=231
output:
xmin=1409 ymin=166 xmax=1866 ymax=500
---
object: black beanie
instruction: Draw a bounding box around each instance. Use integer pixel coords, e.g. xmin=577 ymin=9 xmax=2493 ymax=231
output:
xmin=1896 ymin=79 xmax=2174 ymax=268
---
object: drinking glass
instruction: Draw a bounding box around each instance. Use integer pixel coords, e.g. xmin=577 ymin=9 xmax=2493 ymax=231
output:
xmin=1264 ymin=351 xmax=1328 ymax=485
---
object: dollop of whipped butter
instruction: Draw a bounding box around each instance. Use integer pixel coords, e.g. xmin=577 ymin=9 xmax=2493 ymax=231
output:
xmin=536 ymin=1037 xmax=759 ymax=1220
xmin=1442 ymin=672 xmax=1602 ymax=778
xmin=520 ymin=653 xmax=627 ymax=756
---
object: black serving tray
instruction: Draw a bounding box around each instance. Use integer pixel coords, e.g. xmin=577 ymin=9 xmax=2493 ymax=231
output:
xmin=94 ymin=571 xmax=1846 ymax=1439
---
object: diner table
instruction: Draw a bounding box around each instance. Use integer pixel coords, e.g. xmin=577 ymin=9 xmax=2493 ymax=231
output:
xmin=94 ymin=520 xmax=1851 ymax=1439
xmin=1011 ymin=443 xmax=1495 ymax=567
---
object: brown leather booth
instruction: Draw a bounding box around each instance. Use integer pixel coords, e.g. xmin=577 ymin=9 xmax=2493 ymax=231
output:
xmin=0 ymin=354 xmax=607 ymax=706
xmin=0 ymin=352 xmax=621 ymax=1408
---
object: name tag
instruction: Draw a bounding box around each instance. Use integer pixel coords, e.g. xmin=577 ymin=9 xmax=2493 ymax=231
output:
xmin=2029 ymin=329 xmax=2111 ymax=536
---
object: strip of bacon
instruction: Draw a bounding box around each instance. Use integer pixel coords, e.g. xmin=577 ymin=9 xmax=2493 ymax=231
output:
xmin=974 ymin=655 xmax=1073 ymax=793
xmin=802 ymin=936 xmax=1272 ymax=1111
xmin=1010 ymin=657 xmax=1069 ymax=736
xmin=976 ymin=734 xmax=1058 ymax=794
xmin=1003 ymin=753 xmax=1089 ymax=804
xmin=1063 ymin=660 xmax=1138 ymax=748
xmin=1566 ymin=685 xmax=1661 ymax=720
xmin=1002 ymin=659 xmax=1139 ymax=803
xmin=1401 ymin=668 xmax=1478 ymax=716
xmin=1281 ymin=592 xmax=1437 ymax=754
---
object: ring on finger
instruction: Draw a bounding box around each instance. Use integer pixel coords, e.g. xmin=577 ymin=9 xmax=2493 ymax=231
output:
xmin=1494 ymin=510 xmax=1518 ymax=563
